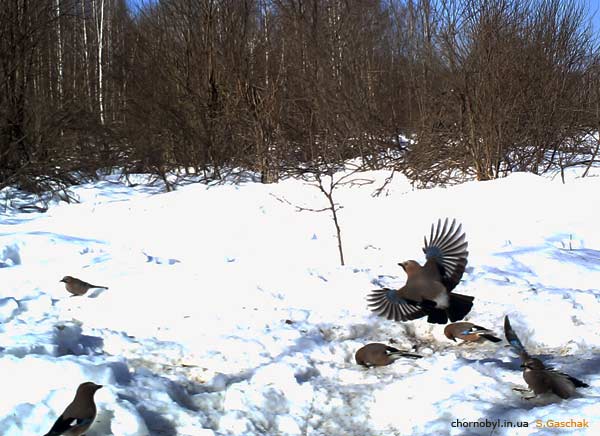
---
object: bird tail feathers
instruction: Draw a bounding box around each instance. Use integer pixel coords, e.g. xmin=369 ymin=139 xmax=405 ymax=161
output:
xmin=388 ymin=351 xmax=423 ymax=359
xmin=426 ymin=308 xmax=448 ymax=324
xmin=566 ymin=375 xmax=589 ymax=388
xmin=447 ymin=293 xmax=474 ymax=322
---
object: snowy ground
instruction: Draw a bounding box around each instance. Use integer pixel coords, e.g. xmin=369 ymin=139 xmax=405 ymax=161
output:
xmin=1 ymin=167 xmax=599 ymax=435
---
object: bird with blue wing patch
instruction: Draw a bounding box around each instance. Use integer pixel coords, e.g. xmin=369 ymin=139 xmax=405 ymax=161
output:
xmin=367 ymin=218 xmax=474 ymax=324
xmin=444 ymin=322 xmax=502 ymax=344
xmin=504 ymin=315 xmax=589 ymax=400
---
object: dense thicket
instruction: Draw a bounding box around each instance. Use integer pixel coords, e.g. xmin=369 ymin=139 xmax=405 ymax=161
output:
xmin=1 ymin=0 xmax=598 ymax=195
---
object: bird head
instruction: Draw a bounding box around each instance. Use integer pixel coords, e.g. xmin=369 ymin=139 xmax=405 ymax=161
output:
xmin=521 ymin=358 xmax=545 ymax=370
xmin=77 ymin=382 xmax=103 ymax=396
xmin=398 ymin=260 xmax=421 ymax=276
xmin=443 ymin=324 xmax=457 ymax=341
xmin=60 ymin=276 xmax=74 ymax=283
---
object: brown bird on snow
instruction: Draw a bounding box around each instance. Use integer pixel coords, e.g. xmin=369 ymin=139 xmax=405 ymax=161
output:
xmin=355 ymin=343 xmax=422 ymax=367
xmin=444 ymin=322 xmax=502 ymax=344
xmin=60 ymin=276 xmax=108 ymax=296
xmin=520 ymin=356 xmax=589 ymax=400
xmin=368 ymin=218 xmax=473 ymax=324
xmin=504 ymin=315 xmax=589 ymax=400
xmin=43 ymin=382 xmax=102 ymax=436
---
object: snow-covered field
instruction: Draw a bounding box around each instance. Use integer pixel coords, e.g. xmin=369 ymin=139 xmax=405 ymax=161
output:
xmin=1 ymin=167 xmax=599 ymax=435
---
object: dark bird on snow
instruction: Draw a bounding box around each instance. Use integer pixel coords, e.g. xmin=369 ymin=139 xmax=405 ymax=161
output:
xmin=504 ymin=315 xmax=589 ymax=400
xmin=60 ymin=276 xmax=108 ymax=296
xmin=444 ymin=322 xmax=502 ymax=344
xmin=368 ymin=218 xmax=473 ymax=324
xmin=44 ymin=381 xmax=103 ymax=436
xmin=355 ymin=343 xmax=422 ymax=367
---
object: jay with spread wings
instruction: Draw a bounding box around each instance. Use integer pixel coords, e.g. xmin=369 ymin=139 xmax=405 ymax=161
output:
xmin=367 ymin=218 xmax=473 ymax=325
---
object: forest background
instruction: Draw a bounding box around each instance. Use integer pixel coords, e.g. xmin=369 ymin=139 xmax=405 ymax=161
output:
xmin=2 ymin=0 xmax=600 ymax=200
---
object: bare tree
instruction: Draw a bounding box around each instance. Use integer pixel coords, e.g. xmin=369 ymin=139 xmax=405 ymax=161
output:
xmin=275 ymin=160 xmax=372 ymax=266
xmin=401 ymin=0 xmax=595 ymax=185
xmin=0 ymin=0 xmax=598 ymax=198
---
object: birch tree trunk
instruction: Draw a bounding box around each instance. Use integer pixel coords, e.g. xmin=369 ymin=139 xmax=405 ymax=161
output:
xmin=55 ymin=0 xmax=63 ymax=106
xmin=82 ymin=0 xmax=92 ymax=111
xmin=93 ymin=0 xmax=106 ymax=125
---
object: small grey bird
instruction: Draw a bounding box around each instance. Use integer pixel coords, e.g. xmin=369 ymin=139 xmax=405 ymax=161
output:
xmin=44 ymin=382 xmax=103 ymax=436
xmin=368 ymin=218 xmax=474 ymax=324
xmin=504 ymin=316 xmax=589 ymax=400
xmin=444 ymin=322 xmax=502 ymax=344
xmin=60 ymin=276 xmax=108 ymax=296
xmin=355 ymin=343 xmax=422 ymax=367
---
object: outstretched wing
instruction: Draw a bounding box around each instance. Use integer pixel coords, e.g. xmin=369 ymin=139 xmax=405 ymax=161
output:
xmin=503 ymin=315 xmax=529 ymax=359
xmin=422 ymin=218 xmax=468 ymax=292
xmin=367 ymin=288 xmax=427 ymax=321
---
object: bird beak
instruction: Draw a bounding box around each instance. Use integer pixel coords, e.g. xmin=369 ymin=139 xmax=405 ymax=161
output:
xmin=398 ymin=262 xmax=406 ymax=271
xmin=59 ymin=279 xmax=65 ymax=283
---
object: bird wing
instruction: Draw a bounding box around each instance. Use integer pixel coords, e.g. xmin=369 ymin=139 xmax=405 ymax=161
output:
xmin=384 ymin=345 xmax=401 ymax=353
xmin=367 ymin=288 xmax=427 ymax=321
xmin=503 ymin=315 xmax=529 ymax=359
xmin=550 ymin=369 xmax=589 ymax=388
xmin=469 ymin=324 xmax=492 ymax=333
xmin=546 ymin=371 xmax=581 ymax=399
xmin=422 ymin=218 xmax=468 ymax=292
xmin=565 ymin=374 xmax=590 ymax=388
xmin=44 ymin=415 xmax=93 ymax=436
xmin=468 ymin=325 xmax=500 ymax=341
xmin=387 ymin=349 xmax=423 ymax=359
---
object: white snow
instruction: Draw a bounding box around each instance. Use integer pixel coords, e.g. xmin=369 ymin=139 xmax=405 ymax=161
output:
xmin=0 ymin=168 xmax=599 ymax=435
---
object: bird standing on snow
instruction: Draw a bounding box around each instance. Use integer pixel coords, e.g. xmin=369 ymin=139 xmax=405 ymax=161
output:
xmin=504 ymin=316 xmax=589 ymax=399
xmin=355 ymin=343 xmax=422 ymax=367
xmin=44 ymin=382 xmax=102 ymax=436
xmin=368 ymin=218 xmax=473 ymax=324
xmin=444 ymin=322 xmax=502 ymax=344
xmin=520 ymin=356 xmax=589 ymax=400
xmin=60 ymin=276 xmax=108 ymax=296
